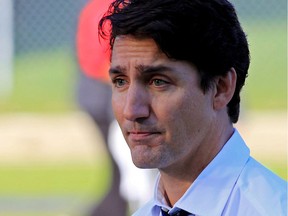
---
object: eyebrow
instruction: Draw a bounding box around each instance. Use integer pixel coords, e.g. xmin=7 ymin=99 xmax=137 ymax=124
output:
xmin=136 ymin=65 xmax=172 ymax=74
xmin=109 ymin=64 xmax=172 ymax=75
xmin=109 ymin=66 xmax=126 ymax=75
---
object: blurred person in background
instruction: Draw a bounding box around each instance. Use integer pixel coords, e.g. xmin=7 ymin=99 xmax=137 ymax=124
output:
xmin=76 ymin=0 xmax=126 ymax=215
xmin=99 ymin=0 xmax=287 ymax=215
xmin=75 ymin=0 xmax=153 ymax=215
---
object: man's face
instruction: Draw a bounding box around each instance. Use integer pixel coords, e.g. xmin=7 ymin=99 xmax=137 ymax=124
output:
xmin=110 ymin=35 xmax=216 ymax=171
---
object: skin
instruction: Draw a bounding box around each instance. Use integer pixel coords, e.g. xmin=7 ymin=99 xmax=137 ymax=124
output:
xmin=109 ymin=35 xmax=236 ymax=206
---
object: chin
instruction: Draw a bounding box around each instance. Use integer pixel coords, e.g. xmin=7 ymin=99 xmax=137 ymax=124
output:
xmin=132 ymin=157 xmax=156 ymax=169
xmin=133 ymin=161 xmax=152 ymax=169
xmin=130 ymin=146 xmax=162 ymax=169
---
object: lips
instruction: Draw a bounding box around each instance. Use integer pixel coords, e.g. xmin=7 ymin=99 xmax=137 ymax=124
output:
xmin=127 ymin=130 xmax=162 ymax=142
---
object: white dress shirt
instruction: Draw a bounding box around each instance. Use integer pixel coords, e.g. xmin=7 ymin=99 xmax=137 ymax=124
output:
xmin=132 ymin=129 xmax=287 ymax=216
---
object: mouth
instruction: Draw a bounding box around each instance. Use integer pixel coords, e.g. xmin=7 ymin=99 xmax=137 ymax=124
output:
xmin=127 ymin=131 xmax=162 ymax=142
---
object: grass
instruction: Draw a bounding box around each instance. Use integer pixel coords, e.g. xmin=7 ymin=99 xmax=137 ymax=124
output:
xmin=0 ymin=162 xmax=111 ymax=216
xmin=0 ymin=162 xmax=110 ymax=196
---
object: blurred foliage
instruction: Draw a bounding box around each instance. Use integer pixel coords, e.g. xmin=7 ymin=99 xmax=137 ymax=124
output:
xmin=243 ymin=20 xmax=286 ymax=111
xmin=0 ymin=49 xmax=77 ymax=113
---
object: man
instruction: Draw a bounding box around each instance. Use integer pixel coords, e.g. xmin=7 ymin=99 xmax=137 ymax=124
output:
xmin=99 ymin=0 xmax=287 ymax=215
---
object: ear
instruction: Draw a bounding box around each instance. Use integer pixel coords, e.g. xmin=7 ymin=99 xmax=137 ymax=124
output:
xmin=213 ymin=68 xmax=237 ymax=110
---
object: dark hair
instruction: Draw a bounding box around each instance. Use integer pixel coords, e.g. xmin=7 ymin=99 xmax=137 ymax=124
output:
xmin=99 ymin=0 xmax=250 ymax=123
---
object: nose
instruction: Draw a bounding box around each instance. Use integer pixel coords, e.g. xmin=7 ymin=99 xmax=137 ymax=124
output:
xmin=123 ymin=83 xmax=150 ymax=122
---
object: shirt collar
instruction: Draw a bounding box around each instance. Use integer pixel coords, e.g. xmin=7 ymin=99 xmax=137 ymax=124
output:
xmin=153 ymin=129 xmax=250 ymax=216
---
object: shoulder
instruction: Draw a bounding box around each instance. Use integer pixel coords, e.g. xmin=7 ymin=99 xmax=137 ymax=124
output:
xmin=240 ymin=157 xmax=286 ymax=191
xmin=229 ymin=157 xmax=287 ymax=215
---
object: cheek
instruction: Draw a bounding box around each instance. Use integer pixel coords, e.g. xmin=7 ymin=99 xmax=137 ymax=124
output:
xmin=160 ymin=92 xmax=206 ymax=139
xmin=112 ymin=93 xmax=123 ymax=121
xmin=154 ymin=94 xmax=191 ymax=136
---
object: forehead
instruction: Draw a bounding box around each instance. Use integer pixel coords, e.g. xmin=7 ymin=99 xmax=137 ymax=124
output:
xmin=111 ymin=35 xmax=167 ymax=67
xmin=110 ymin=35 xmax=200 ymax=83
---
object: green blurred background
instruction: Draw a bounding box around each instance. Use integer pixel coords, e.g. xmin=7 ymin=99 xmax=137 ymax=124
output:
xmin=0 ymin=0 xmax=286 ymax=215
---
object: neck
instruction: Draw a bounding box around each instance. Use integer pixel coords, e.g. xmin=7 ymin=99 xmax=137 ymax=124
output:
xmin=159 ymin=123 xmax=234 ymax=206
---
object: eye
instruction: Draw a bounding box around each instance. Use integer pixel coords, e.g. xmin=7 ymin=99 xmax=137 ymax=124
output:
xmin=112 ymin=78 xmax=127 ymax=88
xmin=151 ymin=79 xmax=168 ymax=87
